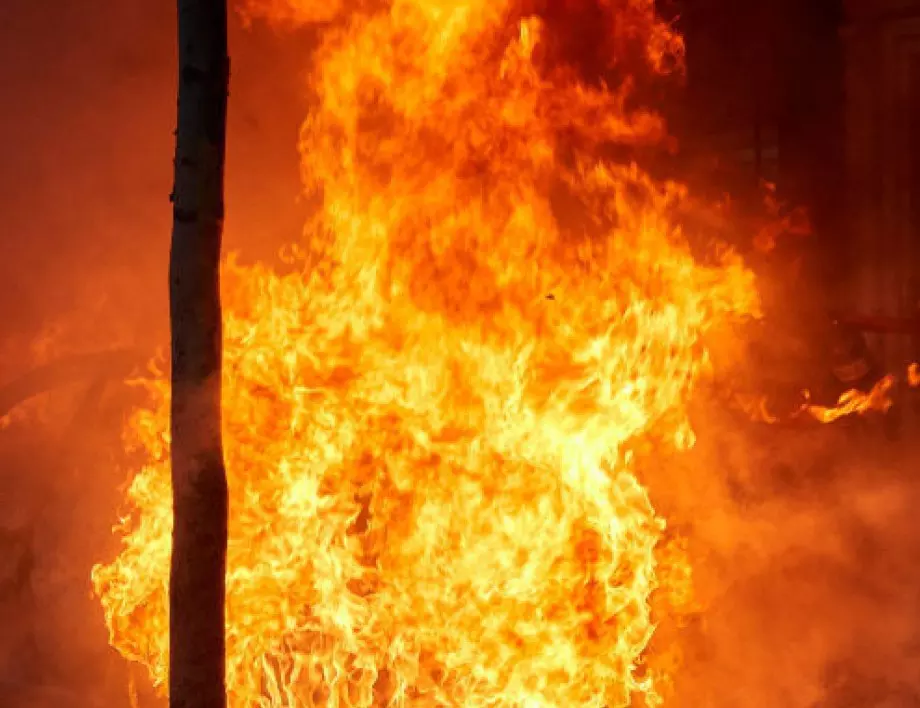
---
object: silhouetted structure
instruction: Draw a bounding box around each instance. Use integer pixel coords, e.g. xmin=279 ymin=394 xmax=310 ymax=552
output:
xmin=843 ymin=0 xmax=920 ymax=367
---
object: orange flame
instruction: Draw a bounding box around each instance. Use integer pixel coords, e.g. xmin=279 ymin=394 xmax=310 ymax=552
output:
xmin=806 ymin=361 xmax=920 ymax=423
xmin=805 ymin=375 xmax=895 ymax=424
xmin=909 ymin=362 xmax=920 ymax=388
xmin=732 ymin=393 xmax=780 ymax=424
xmin=752 ymin=181 xmax=811 ymax=254
xmin=736 ymin=362 xmax=920 ymax=426
xmin=92 ymin=2 xmax=759 ymax=706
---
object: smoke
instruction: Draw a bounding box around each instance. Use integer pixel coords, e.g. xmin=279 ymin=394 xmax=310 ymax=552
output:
xmin=3 ymin=1 xmax=917 ymax=706
xmin=0 ymin=0 xmax=310 ymax=362
xmin=0 ymin=0 xmax=309 ymax=703
xmin=239 ymin=0 xmax=344 ymax=26
xmin=647 ymin=396 xmax=920 ymax=707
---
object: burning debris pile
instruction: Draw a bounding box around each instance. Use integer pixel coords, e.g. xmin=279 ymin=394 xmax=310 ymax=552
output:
xmin=91 ymin=1 xmax=763 ymax=706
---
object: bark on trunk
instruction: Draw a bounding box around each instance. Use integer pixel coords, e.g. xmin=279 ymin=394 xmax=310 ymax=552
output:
xmin=168 ymin=1 xmax=229 ymax=707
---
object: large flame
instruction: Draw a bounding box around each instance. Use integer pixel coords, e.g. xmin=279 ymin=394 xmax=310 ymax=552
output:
xmin=92 ymin=2 xmax=759 ymax=706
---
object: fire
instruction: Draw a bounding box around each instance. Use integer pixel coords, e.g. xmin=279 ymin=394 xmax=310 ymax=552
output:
xmin=805 ymin=376 xmax=895 ymax=423
xmin=807 ymin=361 xmax=920 ymax=423
xmin=92 ymin=2 xmax=759 ymax=706
xmin=735 ymin=362 xmax=920 ymax=426
xmin=909 ymin=362 xmax=920 ymax=388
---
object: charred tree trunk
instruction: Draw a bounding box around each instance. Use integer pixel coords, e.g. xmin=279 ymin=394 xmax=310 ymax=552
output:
xmin=168 ymin=1 xmax=229 ymax=708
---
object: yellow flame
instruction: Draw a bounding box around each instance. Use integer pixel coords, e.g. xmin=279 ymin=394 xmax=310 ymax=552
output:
xmin=92 ymin=2 xmax=759 ymax=706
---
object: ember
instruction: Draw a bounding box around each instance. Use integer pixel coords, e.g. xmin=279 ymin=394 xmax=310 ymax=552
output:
xmin=91 ymin=1 xmax=759 ymax=705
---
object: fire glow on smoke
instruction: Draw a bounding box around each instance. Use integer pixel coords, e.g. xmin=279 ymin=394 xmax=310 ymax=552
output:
xmin=91 ymin=1 xmax=761 ymax=705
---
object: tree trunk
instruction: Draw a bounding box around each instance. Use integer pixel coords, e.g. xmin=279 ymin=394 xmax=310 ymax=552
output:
xmin=168 ymin=1 xmax=229 ymax=707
